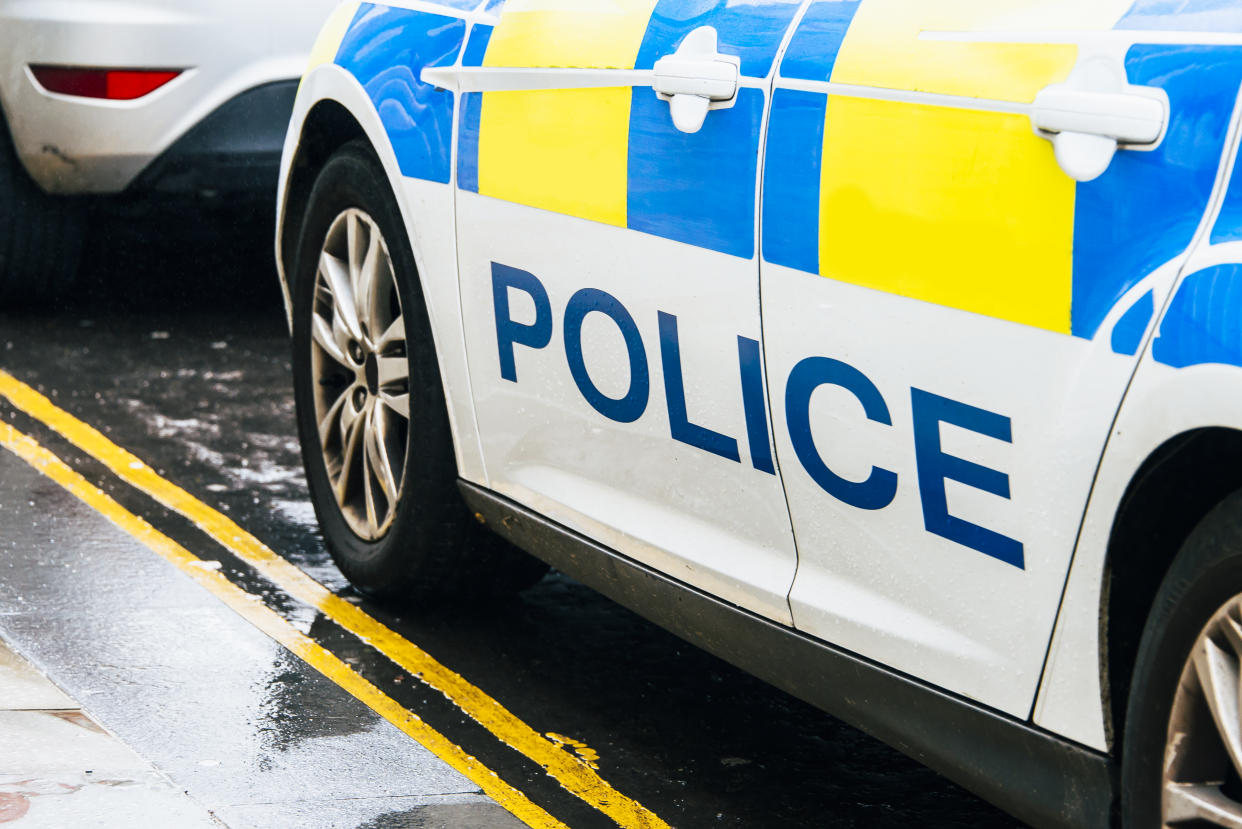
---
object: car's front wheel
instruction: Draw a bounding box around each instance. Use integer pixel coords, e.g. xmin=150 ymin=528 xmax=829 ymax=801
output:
xmin=1123 ymin=490 xmax=1242 ymax=827
xmin=289 ymin=139 xmax=546 ymax=602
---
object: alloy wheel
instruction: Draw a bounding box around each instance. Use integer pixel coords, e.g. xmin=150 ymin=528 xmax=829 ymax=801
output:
xmin=1165 ymin=596 xmax=1242 ymax=827
xmin=309 ymin=208 xmax=410 ymax=541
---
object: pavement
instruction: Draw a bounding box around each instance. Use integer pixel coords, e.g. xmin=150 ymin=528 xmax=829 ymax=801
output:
xmin=0 ymin=639 xmax=224 ymax=828
xmin=0 ymin=198 xmax=1022 ymax=828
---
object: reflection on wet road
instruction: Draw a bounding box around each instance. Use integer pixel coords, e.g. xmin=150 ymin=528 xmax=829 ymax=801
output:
xmin=0 ymin=202 xmax=1020 ymax=828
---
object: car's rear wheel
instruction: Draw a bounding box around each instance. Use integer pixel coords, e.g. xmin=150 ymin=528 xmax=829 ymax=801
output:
xmin=290 ymin=139 xmax=546 ymax=602
xmin=1123 ymin=491 xmax=1242 ymax=827
xmin=0 ymin=122 xmax=85 ymax=305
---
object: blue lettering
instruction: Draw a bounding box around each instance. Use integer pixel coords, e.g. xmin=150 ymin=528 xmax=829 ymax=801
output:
xmin=491 ymin=262 xmax=552 ymax=382
xmin=785 ymin=356 xmax=897 ymax=510
xmin=658 ymin=311 xmax=740 ymax=462
xmin=564 ymin=288 xmax=649 ymax=423
xmin=738 ymin=335 xmax=776 ymax=475
xmin=910 ymin=388 xmax=1023 ymax=568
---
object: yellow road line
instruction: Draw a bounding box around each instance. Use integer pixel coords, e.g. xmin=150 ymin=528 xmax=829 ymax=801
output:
xmin=0 ymin=370 xmax=670 ymax=829
xmin=0 ymin=420 xmax=567 ymax=829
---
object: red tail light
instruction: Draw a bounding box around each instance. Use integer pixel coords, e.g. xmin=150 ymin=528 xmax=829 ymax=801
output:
xmin=30 ymin=66 xmax=182 ymax=100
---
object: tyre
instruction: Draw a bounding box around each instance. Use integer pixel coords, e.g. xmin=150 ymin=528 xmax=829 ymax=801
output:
xmin=289 ymin=139 xmax=547 ymax=602
xmin=1123 ymin=490 xmax=1242 ymax=826
xmin=0 ymin=121 xmax=85 ymax=305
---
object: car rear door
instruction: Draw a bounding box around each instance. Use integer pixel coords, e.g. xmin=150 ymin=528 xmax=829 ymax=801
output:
xmin=445 ymin=0 xmax=804 ymax=623
xmin=759 ymin=0 xmax=1242 ymax=714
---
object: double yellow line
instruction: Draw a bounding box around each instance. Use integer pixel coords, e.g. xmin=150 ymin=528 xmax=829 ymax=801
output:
xmin=0 ymin=369 xmax=669 ymax=829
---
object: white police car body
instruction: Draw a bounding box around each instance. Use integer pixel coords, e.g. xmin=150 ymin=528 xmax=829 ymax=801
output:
xmin=276 ymin=1 xmax=1242 ymax=824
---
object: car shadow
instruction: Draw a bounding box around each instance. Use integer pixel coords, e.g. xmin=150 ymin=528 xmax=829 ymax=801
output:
xmin=67 ymin=194 xmax=286 ymax=314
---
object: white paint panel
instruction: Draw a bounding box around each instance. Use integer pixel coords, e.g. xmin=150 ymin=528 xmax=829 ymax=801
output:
xmin=1033 ymin=248 xmax=1242 ymax=749
xmin=457 ymin=193 xmax=798 ymax=623
xmin=762 ymin=264 xmax=1138 ymax=715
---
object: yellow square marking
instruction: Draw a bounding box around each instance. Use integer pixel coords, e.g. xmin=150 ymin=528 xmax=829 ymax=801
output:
xmin=477 ymin=0 xmax=658 ymax=226
xmin=484 ymin=0 xmax=659 ymax=69
xmin=819 ymin=96 xmax=1074 ymax=334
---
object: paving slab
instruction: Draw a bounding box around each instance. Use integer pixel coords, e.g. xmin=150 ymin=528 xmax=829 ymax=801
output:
xmin=0 ymin=641 xmax=223 ymax=829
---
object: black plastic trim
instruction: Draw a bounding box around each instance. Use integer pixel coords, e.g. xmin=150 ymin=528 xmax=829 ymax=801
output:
xmin=459 ymin=480 xmax=1115 ymax=828
xmin=130 ymin=80 xmax=298 ymax=196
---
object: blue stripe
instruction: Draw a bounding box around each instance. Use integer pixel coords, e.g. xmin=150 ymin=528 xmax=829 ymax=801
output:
xmin=1072 ymin=44 xmax=1242 ymax=338
xmin=1153 ymin=264 xmax=1242 ymax=368
xmin=457 ymin=92 xmax=482 ymax=193
xmin=1110 ymin=290 xmax=1155 ymax=356
xmin=634 ymin=0 xmax=802 ymax=79
xmin=1117 ymin=0 xmax=1242 ymax=31
xmin=779 ymin=0 xmax=861 ymax=82
xmin=463 ymin=22 xmax=492 ymax=66
xmin=336 ymin=5 xmax=465 ymax=184
xmin=1212 ymin=155 xmax=1242 ymax=243
xmin=625 ymin=87 xmax=762 ymax=259
xmin=761 ymin=89 xmax=825 ymax=274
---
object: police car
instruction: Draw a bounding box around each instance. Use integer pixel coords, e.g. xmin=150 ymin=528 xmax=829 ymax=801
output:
xmin=0 ymin=0 xmax=339 ymax=302
xmin=275 ymin=1 xmax=1242 ymax=824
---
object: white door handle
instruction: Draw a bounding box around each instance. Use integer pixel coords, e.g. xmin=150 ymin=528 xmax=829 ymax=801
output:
xmin=1032 ymin=81 xmax=1168 ymax=182
xmin=652 ymin=26 xmax=738 ymax=134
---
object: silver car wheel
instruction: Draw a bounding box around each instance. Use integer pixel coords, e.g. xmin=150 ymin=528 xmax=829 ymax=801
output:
xmin=309 ymin=208 xmax=410 ymax=541
xmin=1165 ymin=596 xmax=1242 ymax=827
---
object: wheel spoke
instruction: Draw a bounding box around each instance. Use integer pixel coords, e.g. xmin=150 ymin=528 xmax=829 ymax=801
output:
xmin=366 ymin=406 xmax=399 ymax=502
xmin=378 ymin=314 xmax=405 ymax=351
xmin=1194 ymin=636 xmax=1242 ymax=780
xmin=361 ymin=423 xmax=379 ymax=530
xmin=1222 ymin=612 xmax=1242 ymax=660
xmin=380 ymin=391 xmax=409 ymax=419
xmin=356 ymin=226 xmax=382 ymax=335
xmin=1166 ymin=783 xmax=1242 ymax=827
xmin=347 ymin=210 xmax=365 ymax=278
xmin=319 ymin=251 xmax=362 ymax=340
xmin=317 ymin=390 xmax=347 ymax=450
xmin=335 ymin=403 xmax=365 ymax=507
xmin=377 ymin=356 xmax=407 ymax=387
xmin=312 ymin=312 xmax=349 ymax=368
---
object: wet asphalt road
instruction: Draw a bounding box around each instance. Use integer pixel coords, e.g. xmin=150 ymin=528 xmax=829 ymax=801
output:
xmin=0 ymin=198 xmax=1022 ymax=828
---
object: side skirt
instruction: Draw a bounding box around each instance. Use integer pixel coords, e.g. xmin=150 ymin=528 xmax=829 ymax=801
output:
xmin=459 ymin=481 xmax=1115 ymax=828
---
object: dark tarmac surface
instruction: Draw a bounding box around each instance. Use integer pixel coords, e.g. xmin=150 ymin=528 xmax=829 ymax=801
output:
xmin=0 ymin=198 xmax=1023 ymax=828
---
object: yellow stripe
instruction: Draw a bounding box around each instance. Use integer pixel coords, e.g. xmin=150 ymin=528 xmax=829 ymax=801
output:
xmin=0 ymin=370 xmax=670 ymax=829
xmin=0 ymin=421 xmax=565 ymax=829
xmin=482 ymin=0 xmax=658 ymax=69
xmin=819 ymin=96 xmax=1074 ymax=333
xmin=828 ymin=0 xmax=1130 ymax=102
xmin=818 ymin=0 xmax=1131 ymax=332
xmin=477 ymin=0 xmax=658 ymax=228
xmin=305 ymin=1 xmax=362 ymax=75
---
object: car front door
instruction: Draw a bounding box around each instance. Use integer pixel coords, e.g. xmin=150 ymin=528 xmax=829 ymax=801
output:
xmin=759 ymin=0 xmax=1242 ymax=714
xmin=445 ymin=0 xmax=804 ymax=622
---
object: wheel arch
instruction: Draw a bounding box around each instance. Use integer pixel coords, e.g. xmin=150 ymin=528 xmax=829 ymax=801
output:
xmin=274 ymin=62 xmax=488 ymax=485
xmin=277 ymin=96 xmax=368 ymax=314
xmin=1102 ymin=427 xmax=1242 ymax=750
xmin=1035 ymin=359 xmax=1242 ymax=751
